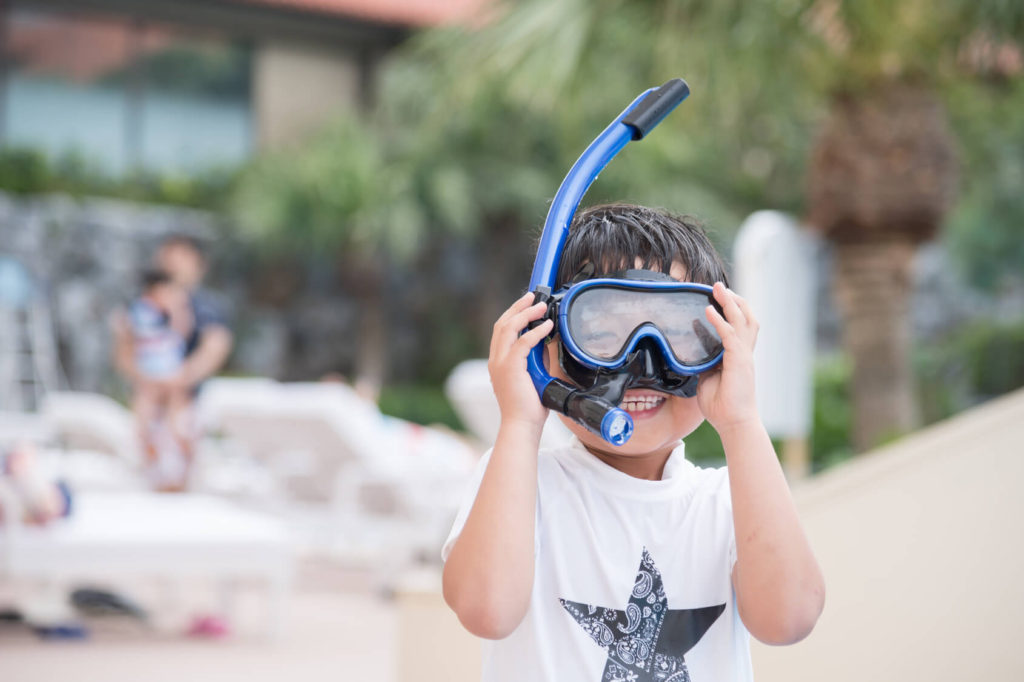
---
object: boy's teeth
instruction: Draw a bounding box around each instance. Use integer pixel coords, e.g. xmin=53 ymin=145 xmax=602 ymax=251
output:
xmin=622 ymin=396 xmax=665 ymax=413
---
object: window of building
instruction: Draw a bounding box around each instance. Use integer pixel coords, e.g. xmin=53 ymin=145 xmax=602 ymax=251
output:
xmin=0 ymin=4 xmax=253 ymax=175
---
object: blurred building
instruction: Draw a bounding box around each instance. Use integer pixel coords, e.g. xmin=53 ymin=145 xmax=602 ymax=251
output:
xmin=0 ymin=0 xmax=482 ymax=175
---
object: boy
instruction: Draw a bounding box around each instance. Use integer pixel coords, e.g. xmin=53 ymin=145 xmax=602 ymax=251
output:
xmin=442 ymin=204 xmax=824 ymax=681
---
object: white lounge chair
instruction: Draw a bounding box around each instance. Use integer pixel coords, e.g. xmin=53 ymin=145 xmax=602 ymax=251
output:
xmin=197 ymin=379 xmax=478 ymax=567
xmin=0 ymin=487 xmax=293 ymax=637
xmin=40 ymin=391 xmax=140 ymax=466
xmin=444 ymin=359 xmax=573 ymax=449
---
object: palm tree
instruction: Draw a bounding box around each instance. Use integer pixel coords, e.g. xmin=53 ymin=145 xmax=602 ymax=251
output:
xmin=420 ymin=0 xmax=1021 ymax=450
xmin=800 ymin=1 xmax=1019 ymax=449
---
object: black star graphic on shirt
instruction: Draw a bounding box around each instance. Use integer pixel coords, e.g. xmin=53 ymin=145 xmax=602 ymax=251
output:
xmin=560 ymin=548 xmax=725 ymax=682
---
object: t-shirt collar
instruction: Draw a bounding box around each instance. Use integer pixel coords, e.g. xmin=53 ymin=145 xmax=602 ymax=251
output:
xmin=563 ymin=435 xmax=697 ymax=499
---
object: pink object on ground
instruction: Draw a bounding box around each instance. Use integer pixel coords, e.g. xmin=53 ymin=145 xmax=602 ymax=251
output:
xmin=186 ymin=614 xmax=231 ymax=639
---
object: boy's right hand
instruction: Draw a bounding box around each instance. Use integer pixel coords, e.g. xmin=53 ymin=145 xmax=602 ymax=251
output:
xmin=488 ymin=293 xmax=554 ymax=432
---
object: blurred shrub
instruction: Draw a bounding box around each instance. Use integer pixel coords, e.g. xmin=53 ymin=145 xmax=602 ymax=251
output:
xmin=815 ymin=318 xmax=1024 ymax=471
xmin=0 ymin=146 xmax=236 ymax=209
xmin=0 ymin=148 xmax=51 ymax=193
xmin=917 ymin=317 xmax=1024 ymax=423
xmin=378 ymin=383 xmax=464 ymax=431
xmin=683 ymin=354 xmax=855 ymax=472
xmin=960 ymin=319 xmax=1024 ymax=397
xmin=810 ymin=355 xmax=855 ymax=472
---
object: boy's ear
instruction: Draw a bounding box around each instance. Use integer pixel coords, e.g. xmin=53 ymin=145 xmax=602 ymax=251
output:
xmin=543 ymin=334 xmax=562 ymax=373
xmin=542 ymin=336 xmax=555 ymax=369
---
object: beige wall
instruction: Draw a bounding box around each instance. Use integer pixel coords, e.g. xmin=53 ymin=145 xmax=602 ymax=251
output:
xmin=254 ymin=41 xmax=361 ymax=149
xmin=753 ymin=388 xmax=1024 ymax=682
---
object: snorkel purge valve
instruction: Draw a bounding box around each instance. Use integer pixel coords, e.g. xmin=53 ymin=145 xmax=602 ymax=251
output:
xmin=525 ymin=78 xmax=695 ymax=446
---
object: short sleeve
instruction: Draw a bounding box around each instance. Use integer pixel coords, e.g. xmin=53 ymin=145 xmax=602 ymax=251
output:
xmin=185 ymin=290 xmax=230 ymax=357
xmin=440 ymin=447 xmax=493 ymax=562
xmin=191 ymin=290 xmax=229 ymax=331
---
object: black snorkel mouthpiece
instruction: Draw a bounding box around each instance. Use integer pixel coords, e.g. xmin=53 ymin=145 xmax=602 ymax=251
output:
xmin=540 ymin=379 xmax=634 ymax=446
xmin=540 ymin=339 xmax=699 ymax=445
xmin=524 ymin=78 xmax=691 ymax=446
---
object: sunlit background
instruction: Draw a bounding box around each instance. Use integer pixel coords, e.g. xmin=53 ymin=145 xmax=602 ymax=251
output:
xmin=1 ymin=0 xmax=1022 ymax=680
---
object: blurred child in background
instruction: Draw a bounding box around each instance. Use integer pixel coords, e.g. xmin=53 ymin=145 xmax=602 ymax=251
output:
xmin=128 ymin=268 xmax=193 ymax=490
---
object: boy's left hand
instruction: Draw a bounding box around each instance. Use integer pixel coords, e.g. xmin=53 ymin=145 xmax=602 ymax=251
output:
xmin=697 ymin=282 xmax=760 ymax=434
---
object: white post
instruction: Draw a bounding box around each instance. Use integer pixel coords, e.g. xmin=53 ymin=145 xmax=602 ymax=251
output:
xmin=733 ymin=211 xmax=817 ymax=478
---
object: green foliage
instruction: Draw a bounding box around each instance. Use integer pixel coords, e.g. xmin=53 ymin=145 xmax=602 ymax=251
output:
xmin=0 ymin=146 xmax=236 ymax=208
xmin=399 ymin=0 xmax=818 ymax=227
xmin=960 ymin=320 xmax=1024 ymax=397
xmin=0 ymin=148 xmax=51 ymax=193
xmin=231 ymin=115 xmax=431 ymax=262
xmin=943 ymin=77 xmax=1024 ymax=290
xmin=917 ymin=317 xmax=1024 ymax=424
xmin=224 ymin=0 xmax=1024 ymax=395
xmin=685 ymin=355 xmax=857 ymax=472
xmin=684 ymin=356 xmax=855 ymax=471
xmin=819 ymin=319 xmax=1024 ymax=469
xmin=810 ymin=355 xmax=855 ymax=471
xmin=230 ymin=0 xmax=1024 ymax=283
xmin=378 ymin=383 xmax=465 ymax=431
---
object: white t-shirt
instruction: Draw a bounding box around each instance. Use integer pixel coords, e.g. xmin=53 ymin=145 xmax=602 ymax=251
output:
xmin=442 ymin=437 xmax=753 ymax=682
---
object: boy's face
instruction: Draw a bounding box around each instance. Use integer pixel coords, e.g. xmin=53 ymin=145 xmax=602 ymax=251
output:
xmin=544 ymin=259 xmax=706 ymax=466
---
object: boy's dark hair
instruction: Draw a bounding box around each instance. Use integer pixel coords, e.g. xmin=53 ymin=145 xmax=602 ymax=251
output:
xmin=554 ymin=204 xmax=729 ymax=289
xmin=140 ymin=268 xmax=173 ymax=291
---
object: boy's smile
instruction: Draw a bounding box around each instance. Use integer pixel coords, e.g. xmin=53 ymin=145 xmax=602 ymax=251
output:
xmin=620 ymin=389 xmax=666 ymax=419
xmin=546 ymin=373 xmax=705 ymax=479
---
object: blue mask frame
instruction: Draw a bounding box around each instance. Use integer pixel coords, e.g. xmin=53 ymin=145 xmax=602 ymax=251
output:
xmin=557 ymin=278 xmax=724 ymax=375
xmin=525 ymin=78 xmax=693 ymax=446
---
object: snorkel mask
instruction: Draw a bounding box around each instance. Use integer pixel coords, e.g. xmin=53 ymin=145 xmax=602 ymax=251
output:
xmin=525 ymin=79 xmax=724 ymax=446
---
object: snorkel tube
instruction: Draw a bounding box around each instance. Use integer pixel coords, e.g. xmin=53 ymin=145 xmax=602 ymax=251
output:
xmin=526 ymin=78 xmax=690 ymax=446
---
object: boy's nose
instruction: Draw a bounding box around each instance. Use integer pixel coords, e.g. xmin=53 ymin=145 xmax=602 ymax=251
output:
xmin=622 ymin=339 xmax=698 ymax=397
xmin=626 ymin=339 xmax=663 ymax=380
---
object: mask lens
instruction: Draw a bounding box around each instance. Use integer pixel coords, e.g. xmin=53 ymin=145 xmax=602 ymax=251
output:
xmin=567 ymin=286 xmax=723 ymax=366
xmin=566 ymin=288 xmax=636 ymax=359
xmin=658 ymin=293 xmax=722 ymax=364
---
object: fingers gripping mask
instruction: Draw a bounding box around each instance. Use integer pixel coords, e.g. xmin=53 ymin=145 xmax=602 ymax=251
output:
xmin=523 ymin=79 xmax=724 ymax=446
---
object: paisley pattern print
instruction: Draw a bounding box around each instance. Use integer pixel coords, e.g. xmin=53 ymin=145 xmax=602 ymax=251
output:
xmin=560 ymin=549 xmax=725 ymax=682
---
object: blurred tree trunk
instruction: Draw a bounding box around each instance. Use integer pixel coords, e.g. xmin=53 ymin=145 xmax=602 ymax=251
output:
xmin=339 ymin=251 xmax=387 ymax=399
xmin=833 ymin=240 xmax=918 ymax=450
xmin=809 ymin=84 xmax=958 ymax=452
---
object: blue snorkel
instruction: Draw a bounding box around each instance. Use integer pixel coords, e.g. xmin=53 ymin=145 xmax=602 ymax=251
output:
xmin=526 ymin=78 xmax=691 ymax=446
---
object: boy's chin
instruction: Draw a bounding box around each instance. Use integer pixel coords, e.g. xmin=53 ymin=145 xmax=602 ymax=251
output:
xmin=556 ymin=403 xmax=703 ymax=455
xmin=558 ymin=416 xmax=683 ymax=457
